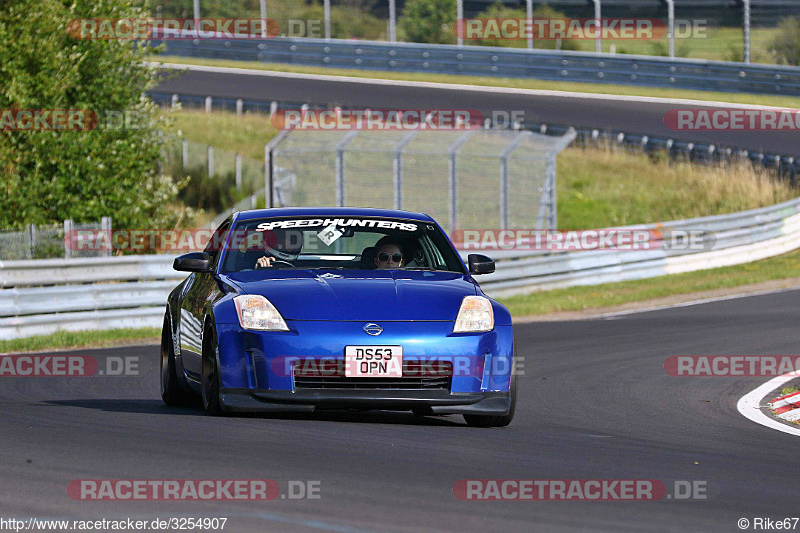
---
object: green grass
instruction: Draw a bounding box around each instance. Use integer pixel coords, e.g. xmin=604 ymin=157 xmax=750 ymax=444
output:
xmin=153 ymin=55 xmax=800 ymax=109
xmin=780 ymin=386 xmax=800 ymax=396
xmin=498 ymin=247 xmax=800 ymax=316
xmin=557 ymin=144 xmax=799 ymax=228
xmin=167 ymin=109 xmax=279 ymax=161
xmin=0 ymin=328 xmax=161 ymax=355
xmin=501 ymin=27 xmax=780 ymax=63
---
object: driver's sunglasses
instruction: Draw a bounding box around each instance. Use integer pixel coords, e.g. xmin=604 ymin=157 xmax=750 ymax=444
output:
xmin=378 ymin=252 xmax=402 ymax=263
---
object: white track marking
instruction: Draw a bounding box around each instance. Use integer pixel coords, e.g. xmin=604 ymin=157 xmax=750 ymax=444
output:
xmin=153 ymin=62 xmax=797 ymax=111
xmin=737 ymin=372 xmax=800 ymax=437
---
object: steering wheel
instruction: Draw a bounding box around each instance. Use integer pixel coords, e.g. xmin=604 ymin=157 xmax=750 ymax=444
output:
xmin=269 ymin=260 xmax=295 ymax=268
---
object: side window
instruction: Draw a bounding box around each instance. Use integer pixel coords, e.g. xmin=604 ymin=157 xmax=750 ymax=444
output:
xmin=205 ymin=219 xmax=231 ymax=268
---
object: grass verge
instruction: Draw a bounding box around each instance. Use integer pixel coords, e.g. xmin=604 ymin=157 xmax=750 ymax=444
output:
xmin=557 ymin=144 xmax=799 ymax=228
xmin=167 ymin=109 xmax=279 ymax=161
xmin=153 ymin=55 xmax=800 ymax=109
xmin=498 ymin=247 xmax=800 ymax=317
xmin=0 ymin=328 xmax=161 ymax=355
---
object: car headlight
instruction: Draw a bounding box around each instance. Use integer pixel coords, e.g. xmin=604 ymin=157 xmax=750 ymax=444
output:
xmin=234 ymin=295 xmax=289 ymax=331
xmin=453 ymin=295 xmax=494 ymax=333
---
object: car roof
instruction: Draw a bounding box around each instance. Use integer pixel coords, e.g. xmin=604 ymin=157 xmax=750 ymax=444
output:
xmin=234 ymin=207 xmax=436 ymax=223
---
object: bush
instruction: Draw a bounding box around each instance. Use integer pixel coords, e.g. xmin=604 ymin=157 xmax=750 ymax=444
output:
xmin=400 ymin=0 xmax=456 ymax=44
xmin=463 ymin=3 xmax=580 ymax=50
xmin=769 ymin=17 xmax=800 ymax=65
xmin=177 ymin=166 xmax=249 ymax=214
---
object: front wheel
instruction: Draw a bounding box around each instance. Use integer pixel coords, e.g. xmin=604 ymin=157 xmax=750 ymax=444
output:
xmin=201 ymin=325 xmax=223 ymax=415
xmin=463 ymin=374 xmax=517 ymax=428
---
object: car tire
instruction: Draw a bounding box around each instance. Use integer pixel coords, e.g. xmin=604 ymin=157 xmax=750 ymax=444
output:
xmin=463 ymin=373 xmax=517 ymax=428
xmin=201 ymin=324 xmax=223 ymax=415
xmin=160 ymin=311 xmax=194 ymax=406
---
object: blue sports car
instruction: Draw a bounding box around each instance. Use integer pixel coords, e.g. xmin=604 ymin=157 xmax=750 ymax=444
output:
xmin=160 ymin=208 xmax=516 ymax=427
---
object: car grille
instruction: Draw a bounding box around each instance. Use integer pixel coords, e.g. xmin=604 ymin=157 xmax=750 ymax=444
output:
xmin=293 ymin=361 xmax=453 ymax=390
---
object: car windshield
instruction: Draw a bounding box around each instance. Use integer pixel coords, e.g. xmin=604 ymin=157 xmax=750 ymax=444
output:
xmin=220 ymin=216 xmax=466 ymax=274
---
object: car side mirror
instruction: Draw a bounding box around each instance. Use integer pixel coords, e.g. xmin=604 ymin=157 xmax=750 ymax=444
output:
xmin=468 ymin=254 xmax=495 ymax=275
xmin=174 ymin=252 xmax=211 ymax=273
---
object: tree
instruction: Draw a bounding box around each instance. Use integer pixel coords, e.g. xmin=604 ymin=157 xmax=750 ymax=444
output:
xmin=0 ymin=0 xmax=180 ymax=229
xmin=400 ymin=0 xmax=456 ymax=45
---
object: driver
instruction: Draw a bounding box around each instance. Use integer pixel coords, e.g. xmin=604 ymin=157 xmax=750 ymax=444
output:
xmin=373 ymin=236 xmax=405 ymax=269
xmin=254 ymin=228 xmax=303 ymax=269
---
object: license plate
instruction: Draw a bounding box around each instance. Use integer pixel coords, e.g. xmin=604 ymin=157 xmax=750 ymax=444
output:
xmin=344 ymin=346 xmax=403 ymax=377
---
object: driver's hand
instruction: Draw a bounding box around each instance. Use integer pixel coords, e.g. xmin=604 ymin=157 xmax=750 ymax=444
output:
xmin=255 ymin=256 xmax=276 ymax=269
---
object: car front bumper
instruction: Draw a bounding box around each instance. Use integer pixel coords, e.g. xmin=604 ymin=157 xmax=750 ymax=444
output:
xmin=218 ymin=387 xmax=513 ymax=415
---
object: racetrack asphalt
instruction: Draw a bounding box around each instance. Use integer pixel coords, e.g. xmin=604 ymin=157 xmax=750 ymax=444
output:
xmin=1 ymin=288 xmax=798 ymax=532
xmin=154 ymin=67 xmax=800 ymax=158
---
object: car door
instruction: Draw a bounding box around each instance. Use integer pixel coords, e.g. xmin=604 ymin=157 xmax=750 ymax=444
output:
xmin=179 ymin=218 xmax=231 ymax=381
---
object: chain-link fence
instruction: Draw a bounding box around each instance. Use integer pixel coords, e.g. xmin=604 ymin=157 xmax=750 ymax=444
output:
xmin=269 ymin=127 xmax=576 ymax=232
xmin=0 ymin=218 xmax=111 ymax=261
xmin=160 ymin=137 xmax=264 ymax=195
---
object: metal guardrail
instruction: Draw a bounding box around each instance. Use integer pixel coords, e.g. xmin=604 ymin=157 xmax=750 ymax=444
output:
xmin=156 ymin=37 xmax=800 ymax=97
xmin=2 ymin=197 xmax=800 ymax=339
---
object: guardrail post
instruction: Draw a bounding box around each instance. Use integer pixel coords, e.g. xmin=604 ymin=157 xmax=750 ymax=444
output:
xmin=64 ymin=219 xmax=73 ymax=259
xmin=27 ymin=224 xmax=35 ymax=260
xmin=526 ymin=0 xmax=533 ymax=49
xmin=204 ymin=96 xmax=212 ymax=113
xmin=324 ymin=0 xmax=331 ymax=40
xmin=547 ymin=157 xmax=557 ymax=229
xmin=456 ymin=0 xmax=463 ymax=46
xmin=666 ymin=0 xmax=675 ymax=58
xmin=388 ymin=0 xmax=397 ymax=42
xmin=236 ymin=98 xmax=244 ymax=116
xmin=260 ymin=0 xmax=267 ymax=39
xmin=101 ymin=217 xmax=112 ymax=257
xmin=592 ymin=0 xmax=601 ymax=54
xmin=235 ymin=153 xmax=242 ymax=190
xmin=743 ymin=0 xmax=751 ymax=63
xmin=171 ymin=94 xmax=179 ymax=109
xmin=182 ymin=140 xmax=188 ymax=169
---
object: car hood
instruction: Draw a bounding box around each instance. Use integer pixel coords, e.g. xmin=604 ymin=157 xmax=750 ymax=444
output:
xmin=223 ymin=270 xmax=478 ymax=321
